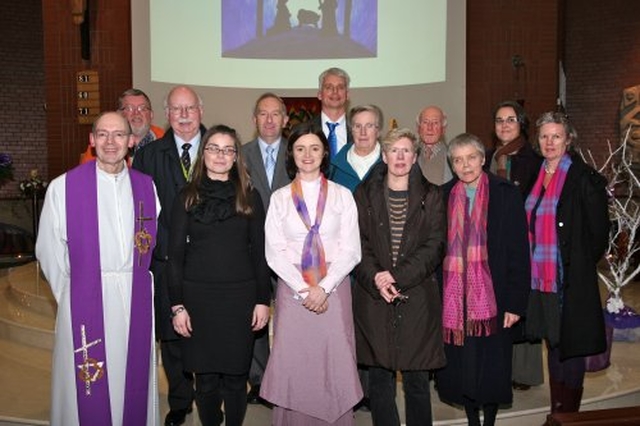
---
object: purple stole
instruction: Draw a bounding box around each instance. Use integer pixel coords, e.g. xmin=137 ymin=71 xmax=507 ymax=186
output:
xmin=66 ymin=161 xmax=156 ymax=426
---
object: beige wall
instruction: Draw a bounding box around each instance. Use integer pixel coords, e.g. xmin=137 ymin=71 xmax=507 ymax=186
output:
xmin=131 ymin=1 xmax=466 ymax=143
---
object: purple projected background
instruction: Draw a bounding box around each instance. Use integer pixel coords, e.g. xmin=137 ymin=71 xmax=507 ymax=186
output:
xmin=221 ymin=0 xmax=377 ymax=59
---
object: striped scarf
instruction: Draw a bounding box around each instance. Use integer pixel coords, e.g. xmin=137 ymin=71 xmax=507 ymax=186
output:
xmin=525 ymin=154 xmax=571 ymax=293
xmin=291 ymin=175 xmax=328 ymax=287
xmin=443 ymin=173 xmax=497 ymax=346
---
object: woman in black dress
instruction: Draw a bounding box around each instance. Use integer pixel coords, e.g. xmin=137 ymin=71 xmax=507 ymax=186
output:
xmin=168 ymin=124 xmax=271 ymax=426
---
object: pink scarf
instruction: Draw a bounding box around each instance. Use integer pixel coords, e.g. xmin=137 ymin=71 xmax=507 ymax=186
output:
xmin=525 ymin=154 xmax=571 ymax=293
xmin=291 ymin=175 xmax=328 ymax=286
xmin=443 ymin=173 xmax=497 ymax=345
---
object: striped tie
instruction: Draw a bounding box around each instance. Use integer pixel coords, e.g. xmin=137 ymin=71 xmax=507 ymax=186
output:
xmin=181 ymin=143 xmax=191 ymax=173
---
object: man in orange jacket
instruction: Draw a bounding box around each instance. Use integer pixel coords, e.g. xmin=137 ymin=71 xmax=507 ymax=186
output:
xmin=80 ymin=88 xmax=164 ymax=165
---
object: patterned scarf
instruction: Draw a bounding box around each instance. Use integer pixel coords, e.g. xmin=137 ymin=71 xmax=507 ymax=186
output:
xmin=490 ymin=136 xmax=526 ymax=179
xmin=291 ymin=175 xmax=328 ymax=286
xmin=443 ymin=172 xmax=497 ymax=346
xmin=525 ymin=154 xmax=572 ymax=293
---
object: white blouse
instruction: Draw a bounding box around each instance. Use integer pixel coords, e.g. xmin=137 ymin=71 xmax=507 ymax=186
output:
xmin=265 ymin=178 xmax=361 ymax=298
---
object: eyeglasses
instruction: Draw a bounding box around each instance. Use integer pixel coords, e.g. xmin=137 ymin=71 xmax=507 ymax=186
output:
xmin=167 ymin=105 xmax=201 ymax=116
xmin=120 ymin=105 xmax=151 ymax=114
xmin=204 ymin=145 xmax=237 ymax=156
xmin=495 ymin=117 xmax=519 ymax=125
xmin=352 ymin=123 xmax=378 ymax=132
xmin=94 ymin=131 xmax=130 ymax=142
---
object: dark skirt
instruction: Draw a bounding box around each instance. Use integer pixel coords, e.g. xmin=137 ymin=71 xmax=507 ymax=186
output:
xmin=181 ymin=278 xmax=255 ymax=374
xmin=525 ymin=290 xmax=561 ymax=347
xmin=436 ymin=331 xmax=514 ymax=406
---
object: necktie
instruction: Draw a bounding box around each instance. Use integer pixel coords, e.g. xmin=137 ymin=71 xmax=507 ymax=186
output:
xmin=181 ymin=143 xmax=191 ymax=175
xmin=265 ymin=145 xmax=276 ymax=187
xmin=326 ymin=121 xmax=339 ymax=158
xmin=423 ymin=145 xmax=434 ymax=160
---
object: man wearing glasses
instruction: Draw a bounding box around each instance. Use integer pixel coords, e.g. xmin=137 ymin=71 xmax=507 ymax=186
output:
xmin=133 ymin=85 xmax=206 ymax=426
xmin=80 ymin=88 xmax=164 ymax=164
xmin=37 ymin=111 xmax=160 ymax=425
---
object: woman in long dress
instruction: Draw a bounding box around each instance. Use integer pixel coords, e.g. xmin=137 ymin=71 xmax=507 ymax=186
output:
xmin=260 ymin=121 xmax=362 ymax=425
xmin=168 ymin=124 xmax=271 ymax=426
xmin=436 ymin=133 xmax=530 ymax=426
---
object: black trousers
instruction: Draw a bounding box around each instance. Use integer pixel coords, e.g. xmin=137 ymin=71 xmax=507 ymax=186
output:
xmin=248 ymin=326 xmax=269 ymax=387
xmin=161 ymin=339 xmax=194 ymax=411
xmin=195 ymin=372 xmax=248 ymax=426
xmin=369 ymin=367 xmax=432 ymax=426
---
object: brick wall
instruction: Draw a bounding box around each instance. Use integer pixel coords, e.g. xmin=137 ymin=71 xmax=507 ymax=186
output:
xmin=0 ymin=0 xmax=47 ymax=199
xmin=42 ymin=0 xmax=132 ymax=179
xmin=466 ymin=0 xmax=562 ymax=148
xmin=564 ymin=0 xmax=640 ymax=163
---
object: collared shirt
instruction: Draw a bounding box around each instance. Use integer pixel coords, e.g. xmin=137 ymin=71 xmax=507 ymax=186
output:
xmin=258 ymin=138 xmax=282 ymax=166
xmin=423 ymin=140 xmax=446 ymax=160
xmin=258 ymin=137 xmax=282 ymax=185
xmin=174 ymin=134 xmax=201 ymax=168
xmin=321 ymin=112 xmax=348 ymax=153
xmin=133 ymin=130 xmax=157 ymax=154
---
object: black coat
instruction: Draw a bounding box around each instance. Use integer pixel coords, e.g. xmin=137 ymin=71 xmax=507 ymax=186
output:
xmin=353 ymin=163 xmax=447 ymax=371
xmin=553 ymin=154 xmax=610 ymax=359
xmin=132 ymin=125 xmax=207 ymax=339
xmin=485 ymin=140 xmax=543 ymax=198
xmin=436 ymin=173 xmax=531 ymax=406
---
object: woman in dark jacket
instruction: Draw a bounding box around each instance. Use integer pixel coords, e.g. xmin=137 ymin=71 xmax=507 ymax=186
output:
xmin=353 ymin=128 xmax=446 ymax=426
xmin=485 ymin=100 xmax=543 ymax=198
xmin=525 ymin=112 xmax=610 ymax=418
xmin=486 ymin=100 xmax=544 ymax=391
xmin=436 ymin=133 xmax=530 ymax=426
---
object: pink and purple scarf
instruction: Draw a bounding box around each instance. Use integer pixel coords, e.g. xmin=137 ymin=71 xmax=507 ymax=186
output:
xmin=525 ymin=154 xmax=571 ymax=293
xmin=291 ymin=175 xmax=328 ymax=287
xmin=443 ymin=172 xmax=497 ymax=346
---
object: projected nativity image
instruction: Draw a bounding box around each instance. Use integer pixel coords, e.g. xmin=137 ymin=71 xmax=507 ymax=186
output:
xmin=222 ymin=0 xmax=377 ymax=59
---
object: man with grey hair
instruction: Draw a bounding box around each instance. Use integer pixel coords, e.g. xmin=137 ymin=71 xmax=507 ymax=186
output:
xmin=117 ymin=88 xmax=165 ymax=154
xmin=133 ymin=85 xmax=206 ymax=426
xmin=416 ymin=105 xmax=453 ymax=185
xmin=314 ymin=67 xmax=353 ymax=157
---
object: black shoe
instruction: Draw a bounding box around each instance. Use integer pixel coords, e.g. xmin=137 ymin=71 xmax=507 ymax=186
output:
xmin=512 ymin=381 xmax=531 ymax=391
xmin=247 ymin=385 xmax=273 ymax=408
xmin=355 ymin=397 xmax=371 ymax=412
xmin=247 ymin=385 xmax=262 ymax=404
xmin=165 ymin=408 xmax=189 ymax=426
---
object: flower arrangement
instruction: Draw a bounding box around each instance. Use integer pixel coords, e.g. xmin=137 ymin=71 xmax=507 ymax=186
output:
xmin=0 ymin=153 xmax=14 ymax=187
xmin=19 ymin=169 xmax=48 ymax=199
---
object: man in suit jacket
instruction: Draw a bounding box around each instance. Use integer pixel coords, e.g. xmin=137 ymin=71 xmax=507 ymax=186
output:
xmin=313 ymin=67 xmax=353 ymax=157
xmin=133 ymin=85 xmax=206 ymax=426
xmin=242 ymin=92 xmax=291 ymax=404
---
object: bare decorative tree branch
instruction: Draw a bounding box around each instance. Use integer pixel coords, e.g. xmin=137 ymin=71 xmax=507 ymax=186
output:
xmin=582 ymin=129 xmax=640 ymax=313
